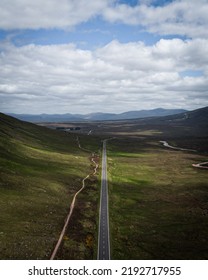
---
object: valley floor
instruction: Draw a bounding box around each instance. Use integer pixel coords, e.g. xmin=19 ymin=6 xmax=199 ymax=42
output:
xmin=1 ymin=112 xmax=208 ymax=259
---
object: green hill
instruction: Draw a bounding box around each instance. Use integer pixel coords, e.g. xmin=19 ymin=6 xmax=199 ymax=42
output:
xmin=0 ymin=113 xmax=100 ymax=259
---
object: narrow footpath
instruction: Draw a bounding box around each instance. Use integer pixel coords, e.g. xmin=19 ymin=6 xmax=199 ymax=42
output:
xmin=50 ymin=137 xmax=98 ymax=260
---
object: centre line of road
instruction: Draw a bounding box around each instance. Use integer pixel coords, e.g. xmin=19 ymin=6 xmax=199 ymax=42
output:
xmin=97 ymin=139 xmax=110 ymax=260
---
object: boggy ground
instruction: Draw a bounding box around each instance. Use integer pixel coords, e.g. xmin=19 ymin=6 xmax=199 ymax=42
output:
xmin=107 ymin=137 xmax=208 ymax=259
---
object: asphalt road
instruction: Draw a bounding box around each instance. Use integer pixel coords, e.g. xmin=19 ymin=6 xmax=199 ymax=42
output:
xmin=98 ymin=139 xmax=110 ymax=260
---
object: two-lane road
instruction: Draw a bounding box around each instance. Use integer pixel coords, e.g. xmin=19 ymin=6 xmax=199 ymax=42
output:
xmin=98 ymin=140 xmax=110 ymax=260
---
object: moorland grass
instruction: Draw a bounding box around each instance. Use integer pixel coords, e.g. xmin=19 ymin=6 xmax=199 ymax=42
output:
xmin=107 ymin=138 xmax=208 ymax=259
xmin=0 ymin=114 xmax=100 ymax=259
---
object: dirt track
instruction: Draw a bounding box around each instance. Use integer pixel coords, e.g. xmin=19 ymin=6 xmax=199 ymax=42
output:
xmin=50 ymin=137 xmax=99 ymax=260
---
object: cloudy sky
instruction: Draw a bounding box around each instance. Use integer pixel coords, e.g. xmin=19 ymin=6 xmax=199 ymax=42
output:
xmin=0 ymin=0 xmax=208 ymax=114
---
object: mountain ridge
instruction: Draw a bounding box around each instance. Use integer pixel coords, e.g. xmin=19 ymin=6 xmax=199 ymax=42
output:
xmin=8 ymin=108 xmax=187 ymax=122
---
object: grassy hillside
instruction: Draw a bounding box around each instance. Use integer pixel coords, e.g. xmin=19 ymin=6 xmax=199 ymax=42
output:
xmin=0 ymin=113 xmax=100 ymax=259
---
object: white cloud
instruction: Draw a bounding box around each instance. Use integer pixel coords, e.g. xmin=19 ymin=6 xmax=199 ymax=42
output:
xmin=103 ymin=0 xmax=208 ymax=38
xmin=0 ymin=38 xmax=208 ymax=113
xmin=0 ymin=0 xmax=112 ymax=30
xmin=0 ymin=1 xmax=208 ymax=39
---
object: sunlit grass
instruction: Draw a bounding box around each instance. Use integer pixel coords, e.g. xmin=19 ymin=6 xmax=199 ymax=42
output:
xmin=0 ymin=114 xmax=100 ymax=259
xmin=107 ymin=138 xmax=208 ymax=259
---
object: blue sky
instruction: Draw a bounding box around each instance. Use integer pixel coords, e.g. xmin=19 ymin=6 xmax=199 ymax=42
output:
xmin=5 ymin=22 xmax=166 ymax=48
xmin=0 ymin=0 xmax=208 ymax=114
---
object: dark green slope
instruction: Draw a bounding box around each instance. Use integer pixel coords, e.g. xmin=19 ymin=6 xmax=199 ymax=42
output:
xmin=157 ymin=106 xmax=208 ymax=126
xmin=0 ymin=113 xmax=99 ymax=259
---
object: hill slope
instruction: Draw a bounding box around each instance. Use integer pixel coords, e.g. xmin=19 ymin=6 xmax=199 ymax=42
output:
xmin=153 ymin=106 xmax=208 ymax=123
xmin=150 ymin=106 xmax=208 ymax=136
xmin=0 ymin=113 xmax=99 ymax=259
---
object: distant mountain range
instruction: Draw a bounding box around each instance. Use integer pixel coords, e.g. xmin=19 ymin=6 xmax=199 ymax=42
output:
xmin=8 ymin=108 xmax=187 ymax=122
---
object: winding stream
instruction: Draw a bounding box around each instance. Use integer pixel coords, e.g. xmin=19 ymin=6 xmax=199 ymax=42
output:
xmin=159 ymin=141 xmax=196 ymax=152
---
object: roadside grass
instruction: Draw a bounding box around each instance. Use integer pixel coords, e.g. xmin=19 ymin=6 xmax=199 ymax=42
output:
xmin=56 ymin=175 xmax=100 ymax=260
xmin=107 ymin=138 xmax=208 ymax=259
xmin=0 ymin=114 xmax=100 ymax=259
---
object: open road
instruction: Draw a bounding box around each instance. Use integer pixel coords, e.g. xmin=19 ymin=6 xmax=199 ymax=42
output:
xmin=98 ymin=139 xmax=110 ymax=260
